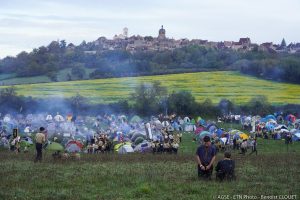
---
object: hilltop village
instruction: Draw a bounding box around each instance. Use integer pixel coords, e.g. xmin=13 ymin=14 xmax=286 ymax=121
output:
xmin=72 ymin=26 xmax=300 ymax=54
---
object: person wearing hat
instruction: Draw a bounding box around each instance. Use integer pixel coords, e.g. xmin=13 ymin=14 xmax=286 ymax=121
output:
xmin=215 ymin=151 xmax=235 ymax=181
xmin=195 ymin=135 xmax=217 ymax=179
xmin=34 ymin=127 xmax=46 ymax=162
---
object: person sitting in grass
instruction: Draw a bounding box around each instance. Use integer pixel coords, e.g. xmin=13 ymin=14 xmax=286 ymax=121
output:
xmin=62 ymin=151 xmax=70 ymax=160
xmin=215 ymin=151 xmax=235 ymax=181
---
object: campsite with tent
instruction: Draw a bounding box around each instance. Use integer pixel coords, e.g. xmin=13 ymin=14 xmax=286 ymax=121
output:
xmin=0 ymin=111 xmax=300 ymax=199
xmin=1 ymin=1 xmax=300 ymax=199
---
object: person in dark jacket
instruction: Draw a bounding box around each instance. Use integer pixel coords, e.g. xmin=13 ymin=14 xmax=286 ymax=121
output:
xmin=215 ymin=151 xmax=235 ymax=181
xmin=195 ymin=136 xmax=217 ymax=179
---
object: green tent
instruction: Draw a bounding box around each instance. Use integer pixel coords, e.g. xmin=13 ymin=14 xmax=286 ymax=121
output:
xmin=197 ymin=131 xmax=212 ymax=140
xmin=130 ymin=115 xmax=142 ymax=123
xmin=47 ymin=142 xmax=64 ymax=151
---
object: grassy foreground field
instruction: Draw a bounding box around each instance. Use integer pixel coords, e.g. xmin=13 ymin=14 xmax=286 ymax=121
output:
xmin=1 ymin=71 xmax=300 ymax=104
xmin=0 ymin=133 xmax=299 ymax=200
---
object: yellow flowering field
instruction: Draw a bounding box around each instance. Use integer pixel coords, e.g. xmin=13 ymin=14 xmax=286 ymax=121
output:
xmin=1 ymin=71 xmax=300 ymax=105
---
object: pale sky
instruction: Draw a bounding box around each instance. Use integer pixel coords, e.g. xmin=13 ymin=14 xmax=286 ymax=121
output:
xmin=0 ymin=0 xmax=299 ymax=58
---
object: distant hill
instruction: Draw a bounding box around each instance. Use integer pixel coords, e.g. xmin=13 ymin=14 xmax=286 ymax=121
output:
xmin=1 ymin=71 xmax=300 ymax=105
xmin=0 ymin=39 xmax=300 ymax=85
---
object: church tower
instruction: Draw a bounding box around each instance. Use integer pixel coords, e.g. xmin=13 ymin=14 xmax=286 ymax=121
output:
xmin=158 ymin=25 xmax=166 ymax=40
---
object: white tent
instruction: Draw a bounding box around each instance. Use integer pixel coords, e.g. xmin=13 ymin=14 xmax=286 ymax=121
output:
xmin=46 ymin=115 xmax=53 ymax=121
xmin=162 ymin=121 xmax=170 ymax=127
xmin=54 ymin=114 xmax=65 ymax=122
xmin=24 ymin=127 xmax=31 ymax=133
xmin=184 ymin=117 xmax=190 ymax=123
xmin=118 ymin=145 xmax=134 ymax=154
xmin=3 ymin=115 xmax=11 ymax=123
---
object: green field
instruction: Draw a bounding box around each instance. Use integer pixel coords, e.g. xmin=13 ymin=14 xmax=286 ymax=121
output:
xmin=0 ymin=133 xmax=299 ymax=200
xmin=0 ymin=68 xmax=96 ymax=85
xmin=1 ymin=71 xmax=300 ymax=104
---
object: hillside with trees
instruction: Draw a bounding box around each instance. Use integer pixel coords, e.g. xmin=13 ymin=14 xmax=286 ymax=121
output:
xmin=0 ymin=39 xmax=300 ymax=84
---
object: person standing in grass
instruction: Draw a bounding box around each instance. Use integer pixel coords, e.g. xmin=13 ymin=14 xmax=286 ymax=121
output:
xmin=34 ymin=127 xmax=46 ymax=162
xmin=196 ymin=136 xmax=217 ymax=179
xmin=249 ymin=138 xmax=257 ymax=155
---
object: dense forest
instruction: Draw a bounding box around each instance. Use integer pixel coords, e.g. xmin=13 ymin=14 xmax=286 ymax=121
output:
xmin=0 ymin=40 xmax=300 ymax=84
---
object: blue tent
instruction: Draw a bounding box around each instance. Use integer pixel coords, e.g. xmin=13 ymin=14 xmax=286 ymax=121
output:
xmin=265 ymin=115 xmax=276 ymax=121
xmin=216 ymin=129 xmax=224 ymax=137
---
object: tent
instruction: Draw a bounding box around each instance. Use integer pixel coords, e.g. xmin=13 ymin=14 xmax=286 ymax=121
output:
xmin=47 ymin=142 xmax=64 ymax=151
xmin=120 ymin=123 xmax=131 ymax=134
xmin=216 ymin=129 xmax=224 ymax=137
xmin=66 ymin=143 xmax=81 ymax=153
xmin=162 ymin=121 xmax=170 ymax=127
xmin=153 ymin=120 xmax=163 ymax=130
xmin=118 ymin=145 xmax=134 ymax=154
xmin=131 ymin=132 xmax=146 ymax=142
xmin=265 ymin=115 xmax=276 ymax=121
xmin=134 ymin=137 xmax=145 ymax=145
xmin=66 ymin=140 xmax=84 ymax=149
xmin=229 ymin=129 xmax=241 ymax=135
xmin=292 ymin=133 xmax=300 ymax=141
xmin=195 ymin=126 xmax=205 ymax=135
xmin=46 ymin=115 xmax=53 ymax=121
xmin=167 ymin=126 xmax=174 ymax=132
xmin=114 ymin=142 xmax=132 ymax=151
xmin=54 ymin=114 xmax=65 ymax=122
xmin=207 ymin=124 xmax=218 ymax=133
xmin=134 ymin=142 xmax=152 ymax=153
xmin=183 ymin=117 xmax=190 ymax=123
xmin=171 ymin=121 xmax=181 ymax=131
xmin=239 ymin=133 xmax=249 ymax=140
xmin=130 ymin=115 xmax=142 ymax=123
xmin=286 ymin=114 xmax=296 ymax=123
xmin=197 ymin=131 xmax=212 ymax=141
xmin=20 ymin=137 xmax=33 ymax=148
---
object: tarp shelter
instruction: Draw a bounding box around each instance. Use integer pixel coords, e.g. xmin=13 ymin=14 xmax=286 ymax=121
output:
xmin=118 ymin=145 xmax=134 ymax=154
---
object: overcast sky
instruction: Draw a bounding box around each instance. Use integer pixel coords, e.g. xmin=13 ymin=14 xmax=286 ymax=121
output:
xmin=0 ymin=0 xmax=299 ymax=58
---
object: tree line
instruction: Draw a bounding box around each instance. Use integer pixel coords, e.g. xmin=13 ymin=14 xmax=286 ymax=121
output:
xmin=0 ymin=40 xmax=300 ymax=84
xmin=1 ymin=84 xmax=299 ymax=118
